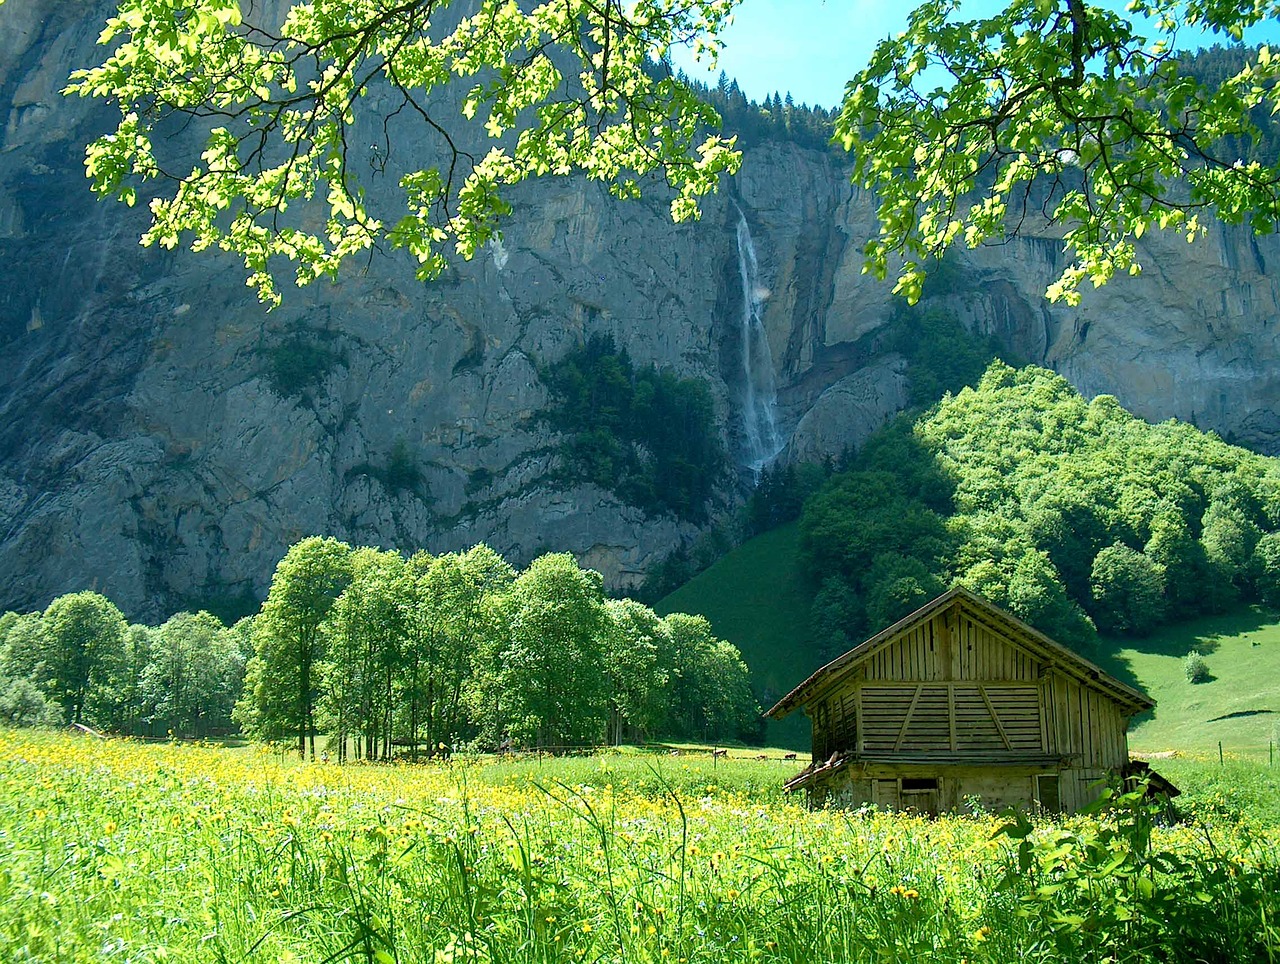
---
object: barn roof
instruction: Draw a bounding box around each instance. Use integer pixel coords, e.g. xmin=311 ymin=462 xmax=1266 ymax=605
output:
xmin=765 ymin=586 xmax=1154 ymax=720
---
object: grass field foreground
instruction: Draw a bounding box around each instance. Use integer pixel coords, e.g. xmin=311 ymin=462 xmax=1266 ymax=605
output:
xmin=4 ymin=731 xmax=1280 ymax=963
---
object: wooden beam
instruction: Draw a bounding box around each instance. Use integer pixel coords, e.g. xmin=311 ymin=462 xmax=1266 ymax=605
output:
xmin=979 ymin=684 xmax=1013 ymax=751
xmin=893 ymin=684 xmax=925 ymax=751
xmin=1039 ymin=675 xmax=1050 ymax=752
xmin=855 ymin=683 xmax=864 ymax=754
xmin=948 ymin=682 xmax=957 ymax=752
xmin=938 ymin=614 xmax=953 ymax=681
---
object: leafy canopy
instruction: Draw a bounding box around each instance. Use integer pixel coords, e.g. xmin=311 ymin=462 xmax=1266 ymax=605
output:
xmin=70 ymin=0 xmax=1280 ymax=307
xmin=840 ymin=0 xmax=1280 ymax=304
xmin=68 ymin=0 xmax=741 ymax=306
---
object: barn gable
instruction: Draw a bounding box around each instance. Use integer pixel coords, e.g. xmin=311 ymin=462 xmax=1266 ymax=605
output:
xmin=767 ymin=587 xmax=1157 ymax=813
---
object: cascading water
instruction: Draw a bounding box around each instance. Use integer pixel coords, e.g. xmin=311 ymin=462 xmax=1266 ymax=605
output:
xmin=734 ymin=207 xmax=785 ymax=477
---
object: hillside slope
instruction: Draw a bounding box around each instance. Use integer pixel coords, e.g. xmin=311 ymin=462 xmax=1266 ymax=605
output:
xmin=1104 ymin=608 xmax=1280 ymax=756
xmin=662 ymin=522 xmax=1280 ymax=754
xmin=657 ymin=524 xmax=815 ymax=748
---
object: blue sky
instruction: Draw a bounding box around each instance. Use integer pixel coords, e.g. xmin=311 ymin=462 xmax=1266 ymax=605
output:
xmin=668 ymin=0 xmax=1280 ymax=109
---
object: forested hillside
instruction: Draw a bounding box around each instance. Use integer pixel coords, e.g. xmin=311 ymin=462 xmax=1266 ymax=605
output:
xmin=667 ymin=360 xmax=1280 ymax=717
xmin=808 ymin=362 xmax=1280 ymax=653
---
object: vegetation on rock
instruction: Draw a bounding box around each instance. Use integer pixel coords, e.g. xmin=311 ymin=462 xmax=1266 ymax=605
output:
xmin=541 ymin=334 xmax=725 ymax=522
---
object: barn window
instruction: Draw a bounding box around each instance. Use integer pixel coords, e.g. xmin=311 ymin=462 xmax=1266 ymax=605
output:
xmin=1036 ymin=775 xmax=1061 ymax=813
xmin=902 ymin=778 xmax=939 ymax=791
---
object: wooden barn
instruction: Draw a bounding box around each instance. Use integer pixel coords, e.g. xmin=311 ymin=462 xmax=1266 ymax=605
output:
xmin=767 ymin=586 xmax=1159 ymax=814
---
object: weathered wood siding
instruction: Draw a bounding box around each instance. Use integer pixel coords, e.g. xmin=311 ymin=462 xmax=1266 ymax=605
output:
xmin=812 ymin=612 xmax=1048 ymax=759
xmin=1043 ymin=671 xmax=1129 ymax=811
xmin=855 ymin=611 xmax=1041 ymax=682
xmin=805 ymin=601 xmax=1137 ymax=813
xmin=811 ymin=771 xmax=1054 ymax=814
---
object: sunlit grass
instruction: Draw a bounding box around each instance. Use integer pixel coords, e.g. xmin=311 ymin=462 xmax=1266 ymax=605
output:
xmin=1 ymin=730 xmax=1278 ymax=963
xmin=1100 ymin=606 xmax=1280 ymax=757
xmin=657 ymin=523 xmax=813 ymax=749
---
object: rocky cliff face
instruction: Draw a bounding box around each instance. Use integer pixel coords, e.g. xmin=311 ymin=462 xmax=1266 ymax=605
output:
xmin=2 ymin=1 xmax=1279 ymax=619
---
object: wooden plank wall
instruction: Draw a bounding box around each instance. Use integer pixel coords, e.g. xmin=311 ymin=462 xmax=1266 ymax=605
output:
xmin=806 ymin=602 xmax=1135 ymax=811
xmin=855 ymin=684 xmax=1042 ymax=752
xmin=855 ymin=612 xmax=1041 ymax=683
xmin=1045 ymin=672 xmax=1128 ymax=810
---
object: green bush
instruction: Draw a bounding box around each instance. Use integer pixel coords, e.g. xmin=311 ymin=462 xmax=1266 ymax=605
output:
xmin=263 ymin=333 xmax=344 ymax=397
xmin=1251 ymin=531 xmax=1280 ymax=607
xmin=1184 ymin=649 xmax=1210 ymax=684
xmin=0 ymin=676 xmax=59 ymax=728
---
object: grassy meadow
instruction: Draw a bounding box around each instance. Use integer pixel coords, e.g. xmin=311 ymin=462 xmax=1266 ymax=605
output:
xmin=1098 ymin=606 xmax=1280 ymax=758
xmin=4 ymin=729 xmax=1280 ymax=963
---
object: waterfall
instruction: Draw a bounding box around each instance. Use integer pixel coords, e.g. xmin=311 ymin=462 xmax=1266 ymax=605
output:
xmin=734 ymin=208 xmax=784 ymax=476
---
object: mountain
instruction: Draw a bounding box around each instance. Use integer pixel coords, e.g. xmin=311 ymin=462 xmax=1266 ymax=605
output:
xmin=3 ymin=1 xmax=1280 ymax=619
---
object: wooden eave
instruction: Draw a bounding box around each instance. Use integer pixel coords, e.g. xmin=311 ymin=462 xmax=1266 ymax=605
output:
xmin=1122 ymin=760 xmax=1182 ymax=799
xmin=765 ymin=586 xmax=1153 ymax=720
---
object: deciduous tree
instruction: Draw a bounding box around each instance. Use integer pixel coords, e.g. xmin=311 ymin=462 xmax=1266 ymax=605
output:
xmin=602 ymin=598 xmax=670 ymax=745
xmin=840 ymin=0 xmax=1280 ymax=304
xmin=72 ymin=0 xmax=1280 ymax=309
xmin=41 ymin=592 xmax=128 ymax=727
xmin=418 ymin=545 xmax=515 ymax=752
xmin=322 ymin=548 xmax=408 ymax=760
xmin=1089 ymin=543 xmax=1165 ymax=636
xmin=141 ymin=611 xmax=244 ymax=737
xmin=250 ymin=536 xmax=353 ymax=758
xmin=495 ymin=552 xmax=608 ymax=748
xmin=663 ymin=612 xmax=756 ymax=742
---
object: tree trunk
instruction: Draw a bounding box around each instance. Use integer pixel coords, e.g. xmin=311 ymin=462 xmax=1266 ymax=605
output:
xmin=299 ymin=640 xmax=310 ymax=760
xmin=410 ymin=653 xmax=419 ymax=763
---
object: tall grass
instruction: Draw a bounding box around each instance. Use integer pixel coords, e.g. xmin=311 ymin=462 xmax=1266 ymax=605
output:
xmin=1 ymin=730 xmax=1278 ymax=963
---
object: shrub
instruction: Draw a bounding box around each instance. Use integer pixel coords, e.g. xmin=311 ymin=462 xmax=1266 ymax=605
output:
xmin=1251 ymin=531 xmax=1280 ymax=608
xmin=1184 ymin=649 xmax=1210 ymax=684
xmin=0 ymin=677 xmax=59 ymax=728
xmin=263 ymin=333 xmax=344 ymax=397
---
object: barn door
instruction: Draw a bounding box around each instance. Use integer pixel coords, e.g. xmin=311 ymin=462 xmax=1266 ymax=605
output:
xmin=1035 ymin=774 xmax=1061 ymax=813
xmin=901 ymin=777 xmax=940 ymax=815
xmin=874 ymin=779 xmax=900 ymax=810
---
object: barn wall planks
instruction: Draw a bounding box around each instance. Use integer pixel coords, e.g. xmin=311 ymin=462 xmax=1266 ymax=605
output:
xmin=797 ymin=596 xmax=1147 ymax=815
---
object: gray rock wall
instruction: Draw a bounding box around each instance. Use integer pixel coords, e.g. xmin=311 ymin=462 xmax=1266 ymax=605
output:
xmin=2 ymin=1 xmax=1279 ymax=618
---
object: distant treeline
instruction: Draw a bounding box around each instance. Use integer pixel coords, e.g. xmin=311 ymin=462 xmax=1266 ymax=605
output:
xmin=675 ymin=68 xmax=837 ymax=152
xmin=0 ymin=543 xmax=759 ymax=755
xmin=672 ymin=44 xmax=1280 ymax=164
